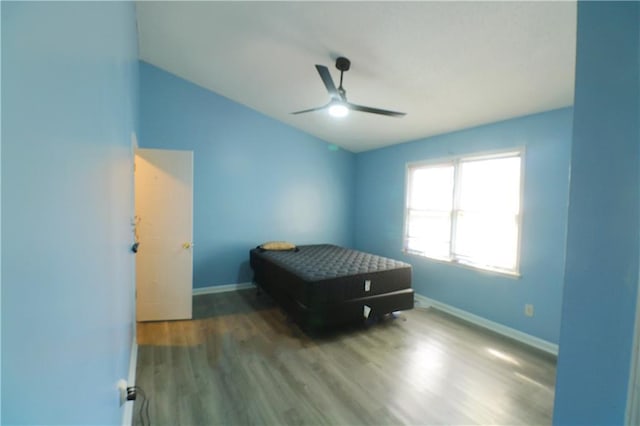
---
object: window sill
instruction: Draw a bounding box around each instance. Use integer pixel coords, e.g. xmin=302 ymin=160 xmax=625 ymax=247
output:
xmin=403 ymin=250 xmax=521 ymax=279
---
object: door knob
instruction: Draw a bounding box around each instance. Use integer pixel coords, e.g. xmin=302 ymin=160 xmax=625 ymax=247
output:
xmin=182 ymin=242 xmax=194 ymax=249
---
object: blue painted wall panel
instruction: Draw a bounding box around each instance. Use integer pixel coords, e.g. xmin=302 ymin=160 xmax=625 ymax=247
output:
xmin=553 ymin=2 xmax=640 ymax=424
xmin=139 ymin=62 xmax=355 ymax=288
xmin=1 ymin=2 xmax=138 ymax=424
xmin=354 ymin=108 xmax=573 ymax=343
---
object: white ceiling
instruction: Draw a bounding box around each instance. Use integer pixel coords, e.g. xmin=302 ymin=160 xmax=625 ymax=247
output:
xmin=136 ymin=1 xmax=576 ymax=153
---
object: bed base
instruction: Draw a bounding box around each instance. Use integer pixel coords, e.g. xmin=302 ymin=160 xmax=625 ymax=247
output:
xmin=250 ymin=244 xmax=414 ymax=332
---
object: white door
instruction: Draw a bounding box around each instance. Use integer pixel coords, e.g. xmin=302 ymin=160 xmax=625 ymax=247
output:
xmin=135 ymin=148 xmax=193 ymax=321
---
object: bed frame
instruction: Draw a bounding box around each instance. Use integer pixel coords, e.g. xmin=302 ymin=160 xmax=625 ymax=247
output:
xmin=250 ymin=244 xmax=413 ymax=331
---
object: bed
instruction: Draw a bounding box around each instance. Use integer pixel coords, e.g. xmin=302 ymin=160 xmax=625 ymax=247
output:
xmin=250 ymin=244 xmax=413 ymax=331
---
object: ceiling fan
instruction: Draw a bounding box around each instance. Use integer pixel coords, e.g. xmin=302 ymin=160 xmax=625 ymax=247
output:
xmin=292 ymin=57 xmax=406 ymax=118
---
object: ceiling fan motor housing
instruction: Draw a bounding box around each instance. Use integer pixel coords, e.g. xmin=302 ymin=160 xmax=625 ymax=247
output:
xmin=335 ymin=57 xmax=351 ymax=72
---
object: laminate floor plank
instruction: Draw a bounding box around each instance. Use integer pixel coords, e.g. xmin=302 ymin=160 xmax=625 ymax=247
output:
xmin=135 ymin=289 xmax=556 ymax=425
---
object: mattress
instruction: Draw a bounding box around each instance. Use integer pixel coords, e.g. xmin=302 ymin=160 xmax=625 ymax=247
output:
xmin=250 ymin=244 xmax=413 ymax=329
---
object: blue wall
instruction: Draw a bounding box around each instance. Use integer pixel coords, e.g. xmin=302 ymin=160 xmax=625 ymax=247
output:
xmin=553 ymin=2 xmax=640 ymax=424
xmin=1 ymin=2 xmax=139 ymax=424
xmin=139 ymin=62 xmax=355 ymax=288
xmin=354 ymin=108 xmax=573 ymax=344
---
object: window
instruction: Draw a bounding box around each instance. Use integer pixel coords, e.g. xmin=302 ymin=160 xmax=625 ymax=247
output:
xmin=404 ymin=151 xmax=522 ymax=275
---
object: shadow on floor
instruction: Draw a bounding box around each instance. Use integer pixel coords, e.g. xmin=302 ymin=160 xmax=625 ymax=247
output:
xmin=192 ymin=287 xmax=276 ymax=319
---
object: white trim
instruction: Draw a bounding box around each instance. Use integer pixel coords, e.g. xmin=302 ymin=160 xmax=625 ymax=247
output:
xmin=121 ymin=332 xmax=138 ymax=426
xmin=414 ymin=293 xmax=558 ymax=356
xmin=192 ymin=282 xmax=254 ymax=296
xmin=403 ymin=251 xmax=522 ymax=279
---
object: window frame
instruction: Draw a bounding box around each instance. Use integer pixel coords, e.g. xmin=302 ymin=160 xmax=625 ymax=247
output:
xmin=403 ymin=148 xmax=525 ymax=277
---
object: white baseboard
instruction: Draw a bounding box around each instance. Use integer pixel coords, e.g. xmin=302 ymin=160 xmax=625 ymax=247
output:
xmin=414 ymin=293 xmax=558 ymax=356
xmin=122 ymin=331 xmax=138 ymax=426
xmin=192 ymin=282 xmax=254 ymax=296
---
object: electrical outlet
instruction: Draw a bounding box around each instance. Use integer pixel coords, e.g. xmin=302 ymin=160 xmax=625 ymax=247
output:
xmin=117 ymin=379 xmax=127 ymax=406
xmin=524 ymin=304 xmax=534 ymax=317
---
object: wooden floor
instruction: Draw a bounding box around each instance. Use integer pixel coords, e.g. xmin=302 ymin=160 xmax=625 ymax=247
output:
xmin=134 ymin=289 xmax=556 ymax=425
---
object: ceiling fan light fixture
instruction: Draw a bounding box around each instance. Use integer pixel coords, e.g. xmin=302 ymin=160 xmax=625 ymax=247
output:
xmin=328 ymin=102 xmax=349 ymax=118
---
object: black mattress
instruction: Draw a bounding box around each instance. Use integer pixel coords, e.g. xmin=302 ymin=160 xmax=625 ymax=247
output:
xmin=250 ymin=244 xmax=413 ymax=330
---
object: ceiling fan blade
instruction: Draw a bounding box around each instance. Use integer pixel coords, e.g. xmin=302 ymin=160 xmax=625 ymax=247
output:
xmin=291 ymin=105 xmax=328 ymax=115
xmin=347 ymin=103 xmax=406 ymax=117
xmin=315 ymin=65 xmax=340 ymax=98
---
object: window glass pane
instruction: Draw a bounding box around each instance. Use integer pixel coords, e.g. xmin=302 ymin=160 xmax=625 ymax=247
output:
xmin=409 ymin=165 xmax=454 ymax=210
xmin=458 ymin=156 xmax=520 ymax=214
xmin=407 ymin=211 xmax=450 ymax=240
xmin=454 ymin=211 xmax=519 ymax=270
xmin=406 ymin=211 xmax=451 ymax=259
